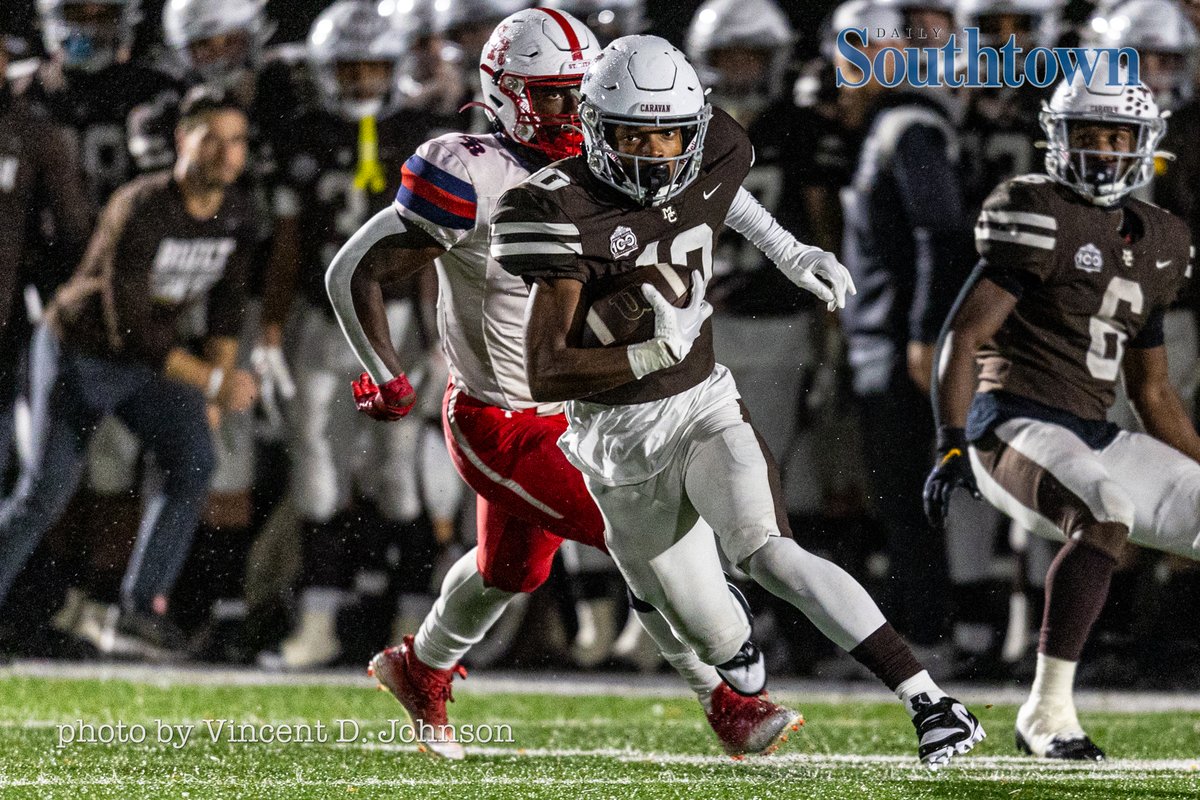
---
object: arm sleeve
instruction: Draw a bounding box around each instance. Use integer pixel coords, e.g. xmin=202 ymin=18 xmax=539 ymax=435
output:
xmin=325 ymin=205 xmax=413 ymax=383
xmin=393 ymin=139 xmax=479 ymax=250
xmin=724 ymin=187 xmax=804 ymax=266
xmin=491 ymin=184 xmax=588 ymax=284
xmin=890 ymin=121 xmax=971 ymax=343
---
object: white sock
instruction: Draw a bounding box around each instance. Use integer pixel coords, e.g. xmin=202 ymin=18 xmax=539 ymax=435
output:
xmin=634 ymin=608 xmax=722 ymax=709
xmin=895 ymin=670 xmax=948 ymax=719
xmin=412 ymin=548 xmax=516 ymax=670
xmin=1030 ymin=653 xmax=1077 ymax=707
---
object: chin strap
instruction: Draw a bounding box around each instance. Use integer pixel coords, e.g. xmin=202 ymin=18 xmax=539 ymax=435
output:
xmin=353 ymin=115 xmax=387 ymax=194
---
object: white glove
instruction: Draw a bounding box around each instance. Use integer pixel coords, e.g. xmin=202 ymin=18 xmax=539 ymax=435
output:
xmin=250 ymin=343 xmax=296 ymax=432
xmin=780 ymin=246 xmax=857 ymax=311
xmin=627 ymin=271 xmax=713 ymax=380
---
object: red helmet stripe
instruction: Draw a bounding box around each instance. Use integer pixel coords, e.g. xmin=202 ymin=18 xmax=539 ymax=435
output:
xmin=539 ymin=8 xmax=584 ymax=62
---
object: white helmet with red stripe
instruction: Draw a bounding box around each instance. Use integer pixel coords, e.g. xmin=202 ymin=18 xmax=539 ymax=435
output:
xmin=478 ymin=8 xmax=601 ymax=160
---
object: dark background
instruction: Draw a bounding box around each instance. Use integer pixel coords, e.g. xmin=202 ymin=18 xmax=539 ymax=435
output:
xmin=0 ymin=0 xmax=823 ymax=61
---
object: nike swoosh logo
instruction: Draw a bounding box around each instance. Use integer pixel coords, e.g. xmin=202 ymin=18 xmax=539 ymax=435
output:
xmin=1156 ymin=259 xmax=1172 ymax=269
xmin=703 ymin=184 xmax=722 ymax=200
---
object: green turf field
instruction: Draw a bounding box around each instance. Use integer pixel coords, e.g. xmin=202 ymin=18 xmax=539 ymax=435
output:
xmin=1 ymin=668 xmax=1198 ymax=799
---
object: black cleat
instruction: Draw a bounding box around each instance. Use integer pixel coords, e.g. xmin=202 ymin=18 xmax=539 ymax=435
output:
xmin=911 ymin=695 xmax=986 ymax=769
xmin=1015 ymin=727 xmax=1106 ymax=761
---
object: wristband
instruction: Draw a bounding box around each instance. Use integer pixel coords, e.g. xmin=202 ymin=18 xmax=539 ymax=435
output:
xmin=627 ymin=339 xmax=673 ymax=380
xmin=206 ymin=367 xmax=225 ymax=400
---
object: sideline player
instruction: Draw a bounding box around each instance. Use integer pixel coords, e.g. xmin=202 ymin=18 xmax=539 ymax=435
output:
xmin=326 ymin=10 xmax=801 ymax=759
xmin=0 ymin=88 xmax=258 ymax=656
xmin=925 ymin=65 xmax=1197 ymax=759
xmin=495 ymin=35 xmax=984 ymax=769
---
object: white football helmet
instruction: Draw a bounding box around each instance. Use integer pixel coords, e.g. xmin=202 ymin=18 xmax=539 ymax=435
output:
xmin=162 ymin=0 xmax=276 ymax=85
xmin=37 ymin=0 xmax=140 ymax=72
xmin=1040 ymin=55 xmax=1167 ymax=206
xmin=580 ymin=35 xmax=711 ymax=207
xmin=478 ymin=8 xmax=600 ymax=160
xmin=956 ymin=0 xmax=1065 ymax=49
xmin=308 ymin=0 xmax=407 ymax=120
xmin=1085 ymin=0 xmax=1198 ymax=111
xmin=541 ymin=0 xmax=648 ymax=46
xmin=685 ymin=0 xmax=794 ymax=116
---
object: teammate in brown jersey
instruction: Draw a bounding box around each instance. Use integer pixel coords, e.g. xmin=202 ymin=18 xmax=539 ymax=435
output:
xmin=926 ymin=65 xmax=1200 ymax=760
xmin=494 ymin=35 xmax=984 ymax=768
xmin=0 ymin=88 xmax=258 ymax=657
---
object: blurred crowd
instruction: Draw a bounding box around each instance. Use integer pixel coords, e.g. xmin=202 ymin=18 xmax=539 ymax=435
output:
xmin=0 ymin=0 xmax=1198 ymax=688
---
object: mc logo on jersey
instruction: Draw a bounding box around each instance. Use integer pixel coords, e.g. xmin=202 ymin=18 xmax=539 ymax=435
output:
xmin=1075 ymin=243 xmax=1104 ymax=273
xmin=610 ymin=225 xmax=638 ymax=259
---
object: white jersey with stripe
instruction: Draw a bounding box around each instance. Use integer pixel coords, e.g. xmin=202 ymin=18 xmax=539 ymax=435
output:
xmin=394 ymin=132 xmax=553 ymax=411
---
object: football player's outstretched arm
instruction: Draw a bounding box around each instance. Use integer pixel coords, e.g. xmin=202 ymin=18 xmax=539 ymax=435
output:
xmin=325 ymin=207 xmax=445 ymax=383
xmin=724 ymin=187 xmax=855 ymax=311
xmin=1123 ymin=344 xmax=1200 ymax=463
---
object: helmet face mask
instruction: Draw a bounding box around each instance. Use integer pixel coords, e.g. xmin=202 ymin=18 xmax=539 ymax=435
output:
xmin=497 ymin=73 xmax=585 ymax=160
xmin=477 ymin=9 xmax=600 ymax=161
xmin=579 ymin=35 xmax=712 ymax=207
xmin=686 ymin=0 xmax=793 ymax=119
xmin=580 ymin=103 xmax=711 ymax=206
xmin=39 ymin=0 xmax=140 ymax=72
xmin=1040 ymin=102 xmax=1166 ymax=207
xmin=309 ymin=1 xmax=407 ymax=121
xmin=162 ymin=0 xmax=274 ymax=87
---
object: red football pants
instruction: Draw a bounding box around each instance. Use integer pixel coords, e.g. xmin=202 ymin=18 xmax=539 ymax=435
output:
xmin=442 ymin=381 xmax=605 ymax=593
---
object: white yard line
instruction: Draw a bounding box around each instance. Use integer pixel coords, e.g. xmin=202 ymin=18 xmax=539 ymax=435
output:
xmin=3 ymin=660 xmax=1199 ymax=713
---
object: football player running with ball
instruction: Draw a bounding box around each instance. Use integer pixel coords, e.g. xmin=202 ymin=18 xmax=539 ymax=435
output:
xmin=926 ymin=62 xmax=1198 ymax=760
xmin=493 ymin=35 xmax=985 ymax=769
xmin=328 ymin=10 xmax=807 ymax=760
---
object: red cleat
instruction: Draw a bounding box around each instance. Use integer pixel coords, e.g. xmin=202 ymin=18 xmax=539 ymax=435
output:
xmin=705 ymin=682 xmax=804 ymax=757
xmin=368 ymin=635 xmax=468 ymax=759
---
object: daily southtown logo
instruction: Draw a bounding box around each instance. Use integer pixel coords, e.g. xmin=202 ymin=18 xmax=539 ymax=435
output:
xmin=610 ymin=225 xmax=638 ymax=259
xmin=835 ymin=28 xmax=1140 ymax=90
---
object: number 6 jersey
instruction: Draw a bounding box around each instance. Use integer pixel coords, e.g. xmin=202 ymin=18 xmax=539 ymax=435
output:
xmin=974 ymin=174 xmax=1194 ymax=423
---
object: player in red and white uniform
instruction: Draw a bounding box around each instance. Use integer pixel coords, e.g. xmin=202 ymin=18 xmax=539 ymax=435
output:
xmin=326 ymin=9 xmax=801 ymax=759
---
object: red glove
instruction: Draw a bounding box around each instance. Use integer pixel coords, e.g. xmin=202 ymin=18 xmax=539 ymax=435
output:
xmin=352 ymin=372 xmax=416 ymax=421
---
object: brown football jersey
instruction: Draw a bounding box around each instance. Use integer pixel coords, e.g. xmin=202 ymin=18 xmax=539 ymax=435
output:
xmin=491 ymin=106 xmax=753 ymax=405
xmin=975 ymin=174 xmax=1194 ymax=422
xmin=47 ymin=171 xmax=255 ymax=368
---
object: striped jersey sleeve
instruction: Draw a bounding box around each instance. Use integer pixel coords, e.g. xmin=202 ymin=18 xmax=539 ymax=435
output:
xmin=975 ymin=176 xmax=1059 ymax=290
xmin=393 ymin=140 xmax=479 ymax=249
xmin=490 ymin=181 xmax=587 ymax=283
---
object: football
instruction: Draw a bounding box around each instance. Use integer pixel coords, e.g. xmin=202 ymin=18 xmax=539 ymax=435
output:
xmin=580 ymin=263 xmax=695 ymax=348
